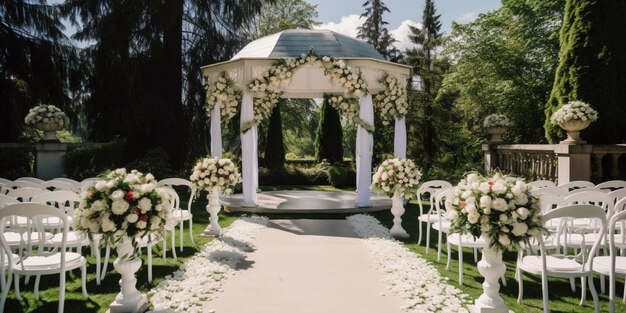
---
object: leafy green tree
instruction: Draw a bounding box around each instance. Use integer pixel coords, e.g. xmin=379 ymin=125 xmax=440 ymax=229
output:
xmin=544 ymin=0 xmax=626 ymax=143
xmin=243 ymin=0 xmax=319 ymax=39
xmin=315 ymin=96 xmax=343 ymax=163
xmin=357 ymin=0 xmax=399 ymax=60
xmin=264 ymin=102 xmax=286 ymax=169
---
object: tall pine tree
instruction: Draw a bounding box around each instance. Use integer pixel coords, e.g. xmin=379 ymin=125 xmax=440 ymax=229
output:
xmin=357 ymin=0 xmax=399 ymax=61
xmin=315 ymin=96 xmax=343 ymax=163
xmin=544 ymin=0 xmax=626 ymax=143
xmin=404 ymin=0 xmax=443 ymax=166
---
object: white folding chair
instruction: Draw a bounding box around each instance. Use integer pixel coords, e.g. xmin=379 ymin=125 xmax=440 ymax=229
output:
xmin=431 ymin=187 xmax=454 ymax=262
xmin=0 ymin=203 xmax=88 ymax=313
xmin=6 ymin=180 xmax=41 ymax=189
xmin=529 ymin=180 xmax=556 ymax=190
xmin=531 ymin=186 xmax=568 ymax=197
xmin=558 ymin=180 xmax=595 ymax=192
xmin=40 ymin=180 xmax=77 ymax=192
xmin=15 ymin=177 xmax=45 ymax=184
xmin=6 ymin=187 xmax=48 ymax=202
xmin=0 ymin=178 xmax=11 ymax=185
xmin=593 ymin=208 xmax=626 ymax=313
xmin=596 ymin=180 xmax=626 ymax=192
xmin=516 ymin=204 xmax=606 ymax=313
xmin=157 ymin=178 xmax=196 ymax=249
xmin=51 ymin=178 xmax=81 ymax=191
xmin=416 ymin=180 xmax=452 ymax=252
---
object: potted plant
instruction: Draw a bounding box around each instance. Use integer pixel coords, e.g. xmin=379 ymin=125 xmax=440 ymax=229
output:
xmin=483 ymin=114 xmax=510 ymax=143
xmin=190 ymin=157 xmax=241 ymax=236
xmin=24 ymin=104 xmax=70 ymax=141
xmin=370 ymin=157 xmax=421 ymax=238
xmin=75 ymin=168 xmax=172 ymax=313
xmin=550 ymin=100 xmax=599 ymax=144
xmin=447 ymin=172 xmax=544 ymax=312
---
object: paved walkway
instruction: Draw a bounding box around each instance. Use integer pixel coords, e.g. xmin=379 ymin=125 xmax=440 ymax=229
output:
xmin=203 ymin=219 xmax=404 ymax=313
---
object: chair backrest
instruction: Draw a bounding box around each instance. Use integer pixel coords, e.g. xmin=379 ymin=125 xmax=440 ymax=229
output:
xmin=566 ymin=186 xmax=597 ymax=195
xmin=540 ymin=204 xmax=607 ymax=270
xmin=40 ymin=180 xmax=77 ymax=192
xmin=0 ymin=182 xmax=7 ymax=195
xmin=0 ymin=194 xmax=18 ymax=207
xmin=529 ymin=180 xmax=556 ymax=190
xmin=0 ymin=178 xmax=12 ymax=185
xmin=6 ymin=180 xmax=41 ymax=189
xmin=558 ymin=180 xmax=595 ymax=191
xmin=160 ymin=187 xmax=180 ymax=217
xmin=433 ymin=187 xmax=454 ymax=221
xmin=6 ymin=187 xmax=48 ymax=202
xmin=52 ymin=177 xmax=80 ymax=186
xmin=596 ymin=180 xmax=626 ymax=192
xmin=31 ymin=191 xmax=81 ymax=217
xmin=564 ymin=190 xmax=615 ymax=217
xmin=79 ymin=179 xmax=104 ymax=191
xmin=538 ymin=193 xmax=566 ymax=214
xmin=157 ymin=178 xmax=195 ymax=212
xmin=416 ymin=180 xmax=452 ymax=213
xmin=16 ymin=177 xmax=45 ymax=184
xmin=531 ymin=186 xmax=568 ymax=197
xmin=608 ymin=188 xmax=626 ymax=203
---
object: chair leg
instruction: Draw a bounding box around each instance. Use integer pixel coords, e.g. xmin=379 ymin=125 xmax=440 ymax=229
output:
xmin=163 ymin=233 xmax=167 ymax=262
xmin=600 ymin=274 xmax=606 ymax=294
xmin=81 ymin=264 xmax=88 ymax=299
xmin=517 ymin=268 xmax=523 ymax=303
xmin=34 ymin=275 xmax=40 ymax=300
xmin=474 ymin=248 xmax=478 ymax=263
xmin=94 ymin=241 xmax=101 ymax=285
xmin=417 ymin=221 xmax=423 ymax=245
xmin=101 ymin=245 xmax=110 ymax=281
xmin=458 ymin=245 xmax=463 ymax=286
xmin=446 ymin=240 xmax=451 ymax=270
xmin=437 ymin=230 xmax=443 ymax=262
xmin=501 ymin=275 xmax=507 ymax=287
xmin=570 ymin=277 xmax=576 ymax=292
xmin=587 ymin=275 xmax=600 ymax=313
xmin=179 ymin=221 xmax=183 ymax=252
xmin=426 ymin=221 xmax=431 ymax=254
xmin=0 ymin=269 xmax=12 ymax=310
xmin=580 ymin=276 xmax=587 ymax=305
xmin=189 ymin=217 xmax=195 ymax=246
xmin=59 ymin=271 xmax=66 ymax=313
xmin=14 ymin=274 xmax=21 ymax=300
xmin=148 ymin=244 xmax=153 ymax=283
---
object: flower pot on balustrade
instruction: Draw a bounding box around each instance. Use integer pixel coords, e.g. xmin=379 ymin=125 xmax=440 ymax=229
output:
xmin=34 ymin=122 xmax=63 ymax=142
xmin=559 ymin=119 xmax=591 ymax=144
xmin=486 ymin=127 xmax=507 ymax=143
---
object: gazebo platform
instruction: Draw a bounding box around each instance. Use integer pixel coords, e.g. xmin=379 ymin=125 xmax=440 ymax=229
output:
xmin=221 ymin=190 xmax=392 ymax=214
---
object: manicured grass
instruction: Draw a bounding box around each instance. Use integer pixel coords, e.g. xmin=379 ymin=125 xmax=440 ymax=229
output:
xmin=368 ymin=202 xmax=626 ymax=313
xmin=3 ymin=195 xmax=237 ymax=313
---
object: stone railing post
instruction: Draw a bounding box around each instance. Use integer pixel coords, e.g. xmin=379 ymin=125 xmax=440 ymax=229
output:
xmin=36 ymin=142 xmax=67 ymax=180
xmin=555 ymin=144 xmax=592 ymax=184
xmin=482 ymin=143 xmax=500 ymax=174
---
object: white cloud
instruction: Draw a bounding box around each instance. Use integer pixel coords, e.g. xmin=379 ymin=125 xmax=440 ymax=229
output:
xmin=314 ymin=14 xmax=364 ymax=38
xmin=390 ymin=20 xmax=421 ymax=52
xmin=315 ymin=16 xmax=421 ymax=53
xmin=457 ymin=12 xmax=477 ymax=23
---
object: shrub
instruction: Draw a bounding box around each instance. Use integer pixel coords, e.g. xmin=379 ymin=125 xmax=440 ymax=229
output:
xmin=0 ymin=150 xmax=34 ymax=179
xmin=64 ymin=139 xmax=126 ymax=180
xmin=326 ymin=164 xmax=347 ymax=187
xmin=259 ymin=166 xmax=329 ymax=186
xmin=126 ymin=147 xmax=175 ymax=179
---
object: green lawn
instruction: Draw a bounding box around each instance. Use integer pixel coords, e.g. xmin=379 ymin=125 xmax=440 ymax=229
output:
xmin=5 ymin=186 xmax=625 ymax=313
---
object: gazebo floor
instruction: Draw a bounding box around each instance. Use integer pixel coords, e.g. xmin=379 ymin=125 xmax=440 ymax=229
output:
xmin=222 ymin=190 xmax=391 ymax=214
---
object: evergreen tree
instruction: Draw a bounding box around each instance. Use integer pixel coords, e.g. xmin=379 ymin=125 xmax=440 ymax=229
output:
xmin=544 ymin=0 xmax=626 ymax=143
xmin=315 ymin=96 xmax=343 ymax=163
xmin=404 ymin=0 xmax=443 ymax=166
xmin=264 ymin=102 xmax=286 ymax=169
xmin=357 ymin=0 xmax=399 ymax=60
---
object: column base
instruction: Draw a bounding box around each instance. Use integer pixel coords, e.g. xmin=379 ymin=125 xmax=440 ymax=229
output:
xmin=108 ymin=295 xmax=148 ymax=313
xmin=200 ymin=226 xmax=223 ymax=237
xmin=467 ymin=304 xmax=512 ymax=313
xmin=240 ymin=202 xmax=258 ymax=208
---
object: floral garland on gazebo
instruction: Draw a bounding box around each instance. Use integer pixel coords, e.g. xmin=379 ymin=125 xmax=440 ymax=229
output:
xmin=374 ymin=74 xmax=408 ymax=126
xmin=205 ymin=72 xmax=241 ymax=121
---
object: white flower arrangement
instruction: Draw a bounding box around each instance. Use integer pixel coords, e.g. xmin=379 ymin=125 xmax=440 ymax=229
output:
xmin=24 ymin=104 xmax=70 ymax=128
xmin=371 ymin=158 xmax=422 ymax=199
xmin=550 ymin=100 xmax=599 ymax=125
xmin=190 ymin=157 xmax=242 ymax=195
xmin=243 ymin=91 xmax=281 ymax=132
xmin=74 ymin=168 xmax=172 ymax=247
xmin=447 ymin=172 xmax=545 ymax=251
xmin=374 ymin=74 xmax=408 ymax=126
xmin=483 ymin=114 xmax=510 ymax=128
xmin=205 ymin=72 xmax=241 ymax=121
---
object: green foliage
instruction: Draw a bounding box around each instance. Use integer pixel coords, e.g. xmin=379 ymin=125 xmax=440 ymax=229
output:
xmin=258 ymin=166 xmax=329 ymax=186
xmin=264 ymin=102 xmax=286 ymax=169
xmin=357 ymin=0 xmax=400 ymax=60
xmin=544 ymin=0 xmax=626 ymax=143
xmin=325 ymin=164 xmax=354 ymax=188
xmin=64 ymin=139 xmax=127 ymax=180
xmin=126 ymin=147 xmax=175 ymax=179
xmin=0 ymin=150 xmax=34 ymax=179
xmin=243 ymin=0 xmax=319 ymax=39
xmin=315 ymin=97 xmax=343 ymax=163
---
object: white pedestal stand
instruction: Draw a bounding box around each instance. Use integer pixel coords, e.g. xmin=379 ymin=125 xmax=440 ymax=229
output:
xmin=109 ymin=238 xmax=148 ymax=313
xmin=202 ymin=186 xmax=223 ymax=237
xmin=389 ymin=192 xmax=409 ymax=238
xmin=468 ymin=236 xmax=511 ymax=313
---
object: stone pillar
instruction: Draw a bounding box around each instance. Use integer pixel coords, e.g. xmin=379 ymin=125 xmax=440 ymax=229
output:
xmin=482 ymin=143 xmax=499 ymax=174
xmin=554 ymin=144 xmax=592 ymax=184
xmin=36 ymin=142 xmax=67 ymax=180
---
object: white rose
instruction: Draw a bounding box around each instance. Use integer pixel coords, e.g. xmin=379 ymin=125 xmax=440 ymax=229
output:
xmin=511 ymin=223 xmax=529 ymax=236
xmin=461 ymin=190 xmax=473 ymax=199
xmin=126 ymin=213 xmax=139 ymax=223
xmin=111 ymin=200 xmax=130 ymax=215
xmin=138 ymin=197 xmax=152 ymax=213
xmin=479 ymin=196 xmax=492 ymax=210
xmin=514 ymin=193 xmax=529 ymax=205
xmin=498 ymin=233 xmax=511 ymax=246
xmin=111 ymin=190 xmax=125 ymax=201
xmin=446 ymin=210 xmax=459 ymax=221
xmin=492 ymin=198 xmax=508 ymax=211
xmin=101 ymin=216 xmax=117 ymax=232
xmin=467 ymin=173 xmax=478 ymax=183
xmin=136 ymin=220 xmax=147 ymax=229
xmin=95 ymin=181 xmax=108 ymax=191
xmin=478 ymin=182 xmax=491 ymax=194
xmin=140 ymin=183 xmax=155 ymax=194
xmin=491 ymin=182 xmax=507 ymax=194
xmin=468 ymin=211 xmax=480 ymax=224
xmin=517 ymin=207 xmax=530 ymax=220
xmin=527 ymin=227 xmax=540 ymax=237
xmin=91 ymin=200 xmax=107 ymax=212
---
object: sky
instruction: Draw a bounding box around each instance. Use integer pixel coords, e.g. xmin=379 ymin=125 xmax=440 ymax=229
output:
xmin=309 ymin=0 xmax=501 ymax=51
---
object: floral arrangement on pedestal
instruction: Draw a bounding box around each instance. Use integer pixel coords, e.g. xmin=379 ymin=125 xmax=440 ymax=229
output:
xmin=205 ymin=72 xmax=241 ymax=121
xmin=371 ymin=157 xmax=421 ymax=238
xmin=24 ymin=104 xmax=70 ymax=128
xmin=75 ymin=168 xmax=173 ymax=246
xmin=483 ymin=114 xmax=510 ymax=128
xmin=190 ymin=157 xmax=242 ymax=236
xmin=374 ymin=74 xmax=408 ymax=126
xmin=549 ymin=100 xmax=598 ymax=144
xmin=245 ymin=50 xmax=372 ymax=132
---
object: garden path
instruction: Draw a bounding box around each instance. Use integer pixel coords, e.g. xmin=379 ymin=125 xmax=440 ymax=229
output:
xmin=203 ymin=219 xmax=404 ymax=313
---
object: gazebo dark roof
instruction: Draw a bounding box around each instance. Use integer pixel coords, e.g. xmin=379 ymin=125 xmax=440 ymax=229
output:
xmin=232 ymin=29 xmax=386 ymax=61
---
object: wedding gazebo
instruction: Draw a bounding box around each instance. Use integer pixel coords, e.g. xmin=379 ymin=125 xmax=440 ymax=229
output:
xmin=201 ymin=29 xmax=411 ymax=207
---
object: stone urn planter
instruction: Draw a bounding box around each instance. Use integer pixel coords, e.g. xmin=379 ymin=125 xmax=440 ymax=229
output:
xmin=109 ymin=237 xmax=148 ymax=313
xmin=559 ymin=119 xmax=591 ymax=144
xmin=485 ymin=126 xmax=507 ymax=143
xmin=34 ymin=122 xmax=63 ymax=141
xmin=468 ymin=235 xmax=510 ymax=313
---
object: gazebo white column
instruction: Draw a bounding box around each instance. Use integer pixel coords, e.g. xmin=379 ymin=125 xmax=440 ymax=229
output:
xmin=394 ymin=116 xmax=407 ymax=158
xmin=210 ymin=101 xmax=223 ymax=158
xmin=356 ymin=94 xmax=374 ymax=207
xmin=240 ymin=92 xmax=258 ymax=206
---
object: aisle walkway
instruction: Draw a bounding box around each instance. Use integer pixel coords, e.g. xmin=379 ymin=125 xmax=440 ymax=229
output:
xmin=203 ymin=219 xmax=404 ymax=313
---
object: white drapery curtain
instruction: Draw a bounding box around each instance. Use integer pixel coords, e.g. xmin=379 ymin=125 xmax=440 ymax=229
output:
xmin=240 ymin=92 xmax=258 ymax=206
xmin=210 ymin=101 xmax=223 ymax=158
xmin=394 ymin=116 xmax=406 ymax=158
xmin=356 ymin=94 xmax=374 ymax=207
